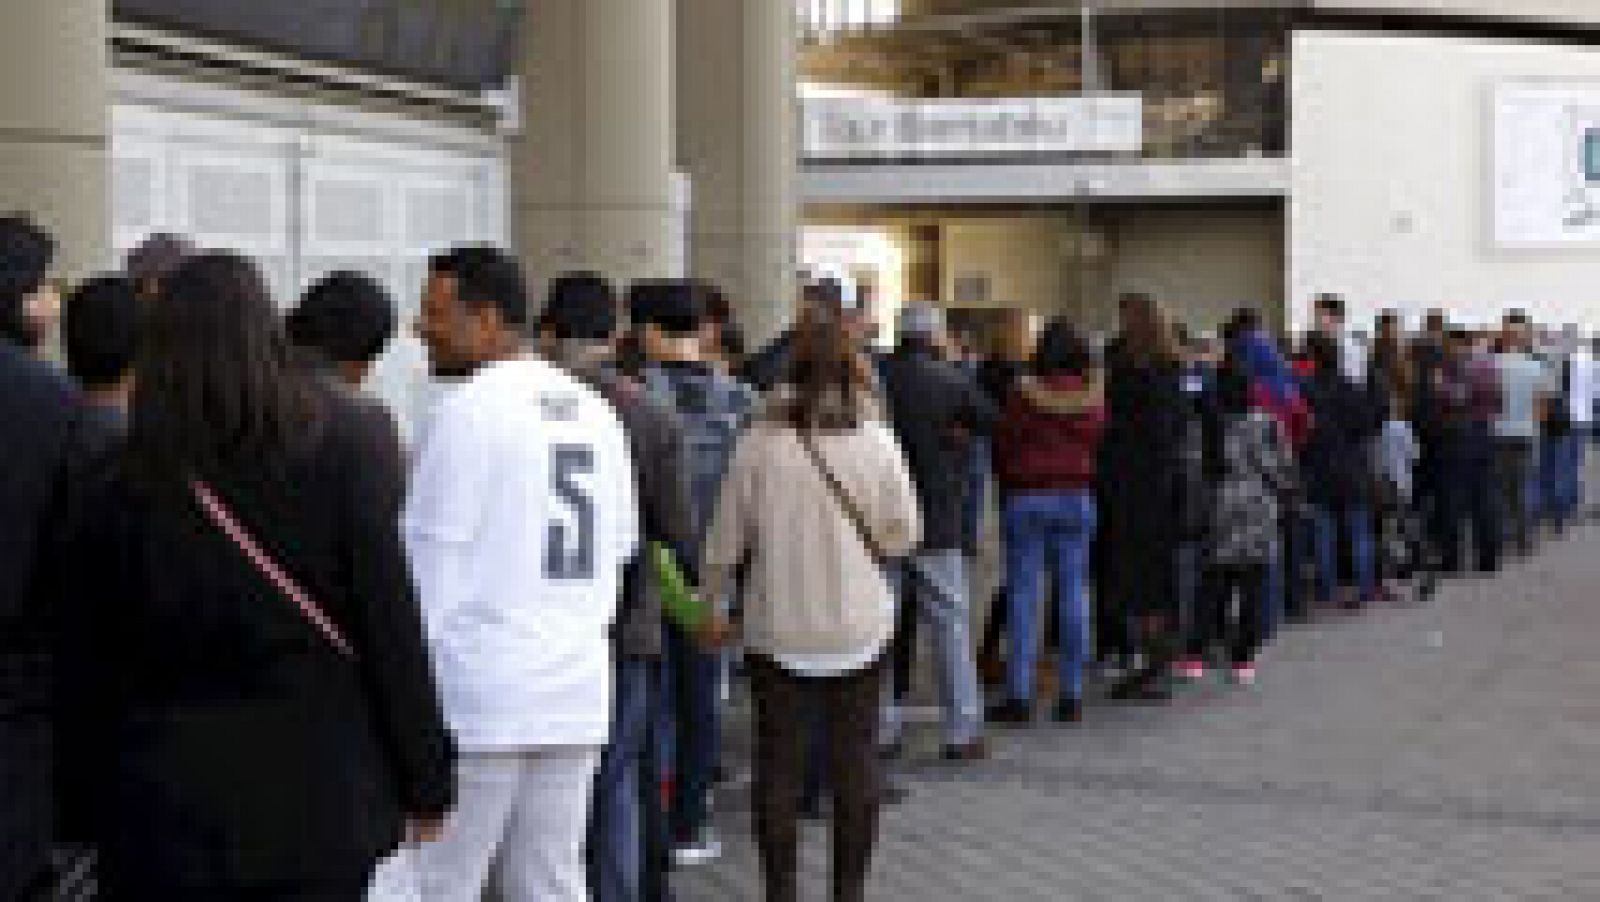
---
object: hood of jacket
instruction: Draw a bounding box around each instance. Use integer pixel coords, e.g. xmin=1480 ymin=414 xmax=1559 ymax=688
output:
xmin=1016 ymin=372 xmax=1103 ymax=417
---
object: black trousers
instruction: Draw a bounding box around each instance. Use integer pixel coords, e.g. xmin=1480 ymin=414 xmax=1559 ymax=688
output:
xmin=1427 ymin=425 xmax=1501 ymax=574
xmin=889 ymin=579 xmax=918 ymax=701
xmin=750 ymin=655 xmax=882 ymax=902
xmin=1189 ymin=563 xmax=1268 ymax=666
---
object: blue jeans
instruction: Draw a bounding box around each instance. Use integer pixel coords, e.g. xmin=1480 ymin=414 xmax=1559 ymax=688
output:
xmin=1002 ymin=491 xmax=1097 ymax=704
xmin=1541 ymin=433 xmax=1584 ymax=527
xmin=660 ymin=624 xmax=721 ymax=843
xmin=883 ymin=550 xmax=983 ymax=746
xmin=590 ymin=658 xmax=654 ymax=902
xmin=1310 ymin=505 xmax=1375 ymax=602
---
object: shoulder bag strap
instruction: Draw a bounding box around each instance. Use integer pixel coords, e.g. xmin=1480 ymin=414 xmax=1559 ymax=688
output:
xmin=796 ymin=431 xmax=890 ymax=565
xmin=189 ymin=479 xmax=356 ymax=658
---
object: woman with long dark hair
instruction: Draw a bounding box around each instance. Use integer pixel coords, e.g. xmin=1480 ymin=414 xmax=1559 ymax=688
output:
xmin=56 ymin=252 xmax=454 ymax=900
xmin=987 ymin=318 xmax=1106 ymax=725
xmin=698 ymin=308 xmax=921 ymax=902
xmin=1097 ymin=292 xmax=1192 ymax=701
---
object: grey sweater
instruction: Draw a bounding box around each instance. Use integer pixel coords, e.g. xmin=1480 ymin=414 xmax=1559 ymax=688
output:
xmin=550 ymin=345 xmax=698 ymax=660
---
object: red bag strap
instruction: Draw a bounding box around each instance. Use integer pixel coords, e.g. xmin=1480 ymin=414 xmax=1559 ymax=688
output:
xmin=190 ymin=479 xmax=355 ymax=658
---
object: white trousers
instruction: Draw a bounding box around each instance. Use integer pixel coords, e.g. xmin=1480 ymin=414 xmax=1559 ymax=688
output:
xmin=416 ymin=747 xmax=602 ymax=902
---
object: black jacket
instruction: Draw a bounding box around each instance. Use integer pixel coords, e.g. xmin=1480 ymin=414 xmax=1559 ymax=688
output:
xmin=1301 ymin=370 xmax=1384 ymax=511
xmin=977 ymin=357 xmax=1027 ymax=408
xmin=1097 ymin=347 xmax=1191 ymax=617
xmin=879 ymin=343 xmax=999 ymax=551
xmin=0 ymin=343 xmax=104 ymax=899
xmin=55 ymin=387 xmax=455 ymax=888
xmin=740 ymin=331 xmax=794 ymax=394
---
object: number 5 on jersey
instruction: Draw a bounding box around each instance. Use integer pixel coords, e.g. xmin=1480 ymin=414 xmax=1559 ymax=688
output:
xmin=546 ymin=443 xmax=596 ymax=580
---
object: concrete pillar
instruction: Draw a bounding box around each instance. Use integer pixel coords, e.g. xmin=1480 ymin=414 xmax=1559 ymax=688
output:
xmin=906 ymin=222 xmax=943 ymax=304
xmin=677 ymin=0 xmax=798 ymax=344
xmin=0 ymin=0 xmax=110 ymax=282
xmin=513 ymin=0 xmax=676 ymax=299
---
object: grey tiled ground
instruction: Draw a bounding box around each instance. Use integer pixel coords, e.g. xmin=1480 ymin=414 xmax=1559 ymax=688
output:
xmin=676 ymin=517 xmax=1600 ymax=900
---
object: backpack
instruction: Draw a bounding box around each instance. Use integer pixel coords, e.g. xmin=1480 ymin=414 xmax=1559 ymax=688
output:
xmin=639 ymin=366 xmax=753 ymax=544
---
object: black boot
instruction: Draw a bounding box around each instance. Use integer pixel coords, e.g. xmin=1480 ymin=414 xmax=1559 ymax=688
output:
xmin=1110 ymin=623 xmax=1176 ymax=702
xmin=987 ymin=698 xmax=1033 ymax=725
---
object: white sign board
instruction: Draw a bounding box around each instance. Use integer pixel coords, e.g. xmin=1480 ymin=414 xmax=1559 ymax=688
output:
xmin=1494 ymin=83 xmax=1600 ymax=246
xmin=804 ymin=94 xmax=1144 ymax=159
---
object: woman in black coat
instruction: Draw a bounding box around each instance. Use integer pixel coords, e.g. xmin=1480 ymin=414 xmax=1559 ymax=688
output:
xmin=56 ymin=253 xmax=455 ymax=901
xmin=1097 ymin=293 xmax=1193 ymax=701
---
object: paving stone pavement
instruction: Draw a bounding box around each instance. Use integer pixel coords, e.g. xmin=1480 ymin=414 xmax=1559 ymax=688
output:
xmin=673 ymin=516 xmax=1600 ymax=901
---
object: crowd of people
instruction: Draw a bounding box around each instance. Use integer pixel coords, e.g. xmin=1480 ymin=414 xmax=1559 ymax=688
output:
xmin=1 ymin=208 xmax=1595 ymax=902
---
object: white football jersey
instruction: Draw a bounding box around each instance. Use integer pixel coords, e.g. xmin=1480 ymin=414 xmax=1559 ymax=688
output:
xmin=404 ymin=356 xmax=638 ymax=749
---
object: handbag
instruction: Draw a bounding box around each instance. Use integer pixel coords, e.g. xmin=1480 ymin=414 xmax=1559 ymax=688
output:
xmin=189 ymin=479 xmax=355 ymax=658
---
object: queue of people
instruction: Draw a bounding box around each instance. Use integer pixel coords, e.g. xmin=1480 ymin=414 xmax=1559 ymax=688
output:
xmin=3 ymin=207 xmax=1598 ymax=902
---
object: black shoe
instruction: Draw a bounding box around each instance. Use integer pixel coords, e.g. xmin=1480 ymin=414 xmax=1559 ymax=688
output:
xmin=1109 ymin=669 xmax=1173 ymax=703
xmin=986 ymin=699 xmax=1033 ymax=726
xmin=1052 ymin=697 xmax=1083 ymax=724
xmin=878 ymin=775 xmax=911 ymax=806
xmin=877 ymin=740 xmax=904 ymax=762
xmin=941 ymin=738 xmax=991 ymax=763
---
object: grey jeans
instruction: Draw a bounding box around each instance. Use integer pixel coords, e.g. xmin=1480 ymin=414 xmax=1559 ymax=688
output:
xmin=881 ymin=550 xmax=983 ymax=747
xmin=1493 ymin=437 xmax=1536 ymax=554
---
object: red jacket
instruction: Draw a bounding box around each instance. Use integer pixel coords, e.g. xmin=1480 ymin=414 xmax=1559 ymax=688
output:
xmin=993 ymin=373 xmax=1107 ymax=494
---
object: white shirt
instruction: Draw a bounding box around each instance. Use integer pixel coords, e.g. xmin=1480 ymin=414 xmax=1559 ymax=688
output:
xmin=404 ymin=357 xmax=639 ymax=750
xmin=1341 ymin=329 xmax=1367 ymax=386
xmin=1568 ymin=351 xmax=1595 ymax=426
xmin=1492 ymin=352 xmax=1554 ymax=440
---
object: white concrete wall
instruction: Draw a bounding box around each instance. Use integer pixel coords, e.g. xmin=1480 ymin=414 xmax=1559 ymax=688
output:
xmin=1311 ymin=0 xmax=1600 ymax=26
xmin=1291 ymin=30 xmax=1600 ymax=332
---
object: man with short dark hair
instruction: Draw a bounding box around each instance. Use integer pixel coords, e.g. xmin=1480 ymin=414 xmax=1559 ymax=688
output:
xmin=63 ymin=275 xmax=140 ymax=416
xmin=1491 ymin=311 xmax=1552 ymax=555
xmin=0 ymin=215 xmax=106 ymax=900
xmin=0 ymin=214 xmax=62 ymax=353
xmin=1424 ymin=328 xmax=1502 ymax=575
xmin=1313 ymin=292 xmax=1365 ymax=384
xmin=629 ymin=279 xmax=753 ymax=868
xmin=288 ymin=270 xmax=399 ymax=389
xmin=407 ymin=246 xmax=640 ymax=901
xmin=878 ymin=303 xmax=997 ymax=761
xmin=539 ymin=272 xmax=696 ymax=902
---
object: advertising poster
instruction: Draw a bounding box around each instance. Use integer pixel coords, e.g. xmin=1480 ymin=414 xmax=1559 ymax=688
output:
xmin=1494 ymin=83 xmax=1600 ymax=246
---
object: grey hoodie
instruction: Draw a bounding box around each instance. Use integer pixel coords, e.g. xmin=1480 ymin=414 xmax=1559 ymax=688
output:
xmin=547 ymin=342 xmax=698 ymax=660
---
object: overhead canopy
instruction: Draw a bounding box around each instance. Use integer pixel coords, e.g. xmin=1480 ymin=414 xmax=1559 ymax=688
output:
xmin=113 ymin=0 xmax=523 ymax=91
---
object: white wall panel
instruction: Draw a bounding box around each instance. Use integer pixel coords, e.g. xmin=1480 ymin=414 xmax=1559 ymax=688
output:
xmin=111 ymin=87 xmax=508 ymax=439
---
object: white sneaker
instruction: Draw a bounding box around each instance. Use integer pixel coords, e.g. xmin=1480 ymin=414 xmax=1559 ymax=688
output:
xmin=673 ymin=833 xmax=724 ymax=867
xmin=1229 ymin=663 xmax=1258 ymax=687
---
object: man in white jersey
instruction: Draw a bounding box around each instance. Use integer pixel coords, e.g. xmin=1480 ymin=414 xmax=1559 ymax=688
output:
xmin=405 ymin=246 xmax=639 ymax=901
